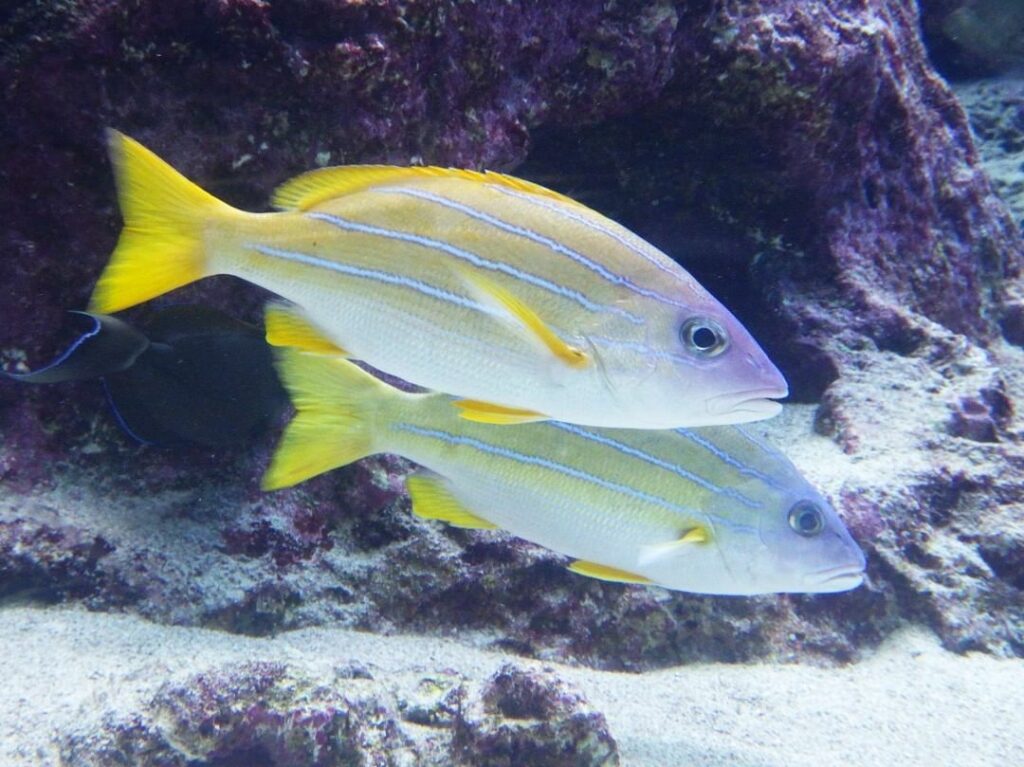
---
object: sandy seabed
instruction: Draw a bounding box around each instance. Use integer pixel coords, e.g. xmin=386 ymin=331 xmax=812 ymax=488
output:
xmin=0 ymin=606 xmax=1020 ymax=766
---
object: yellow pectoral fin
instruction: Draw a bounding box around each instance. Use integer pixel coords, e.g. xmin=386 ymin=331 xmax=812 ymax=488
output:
xmin=637 ymin=526 xmax=711 ymax=568
xmin=568 ymin=560 xmax=653 ymax=585
xmin=265 ymin=301 xmax=348 ymax=356
xmin=457 ymin=269 xmax=590 ymax=369
xmin=453 ymin=399 xmax=549 ymax=425
xmin=680 ymin=527 xmax=710 ymax=544
xmin=406 ymin=473 xmax=497 ymax=530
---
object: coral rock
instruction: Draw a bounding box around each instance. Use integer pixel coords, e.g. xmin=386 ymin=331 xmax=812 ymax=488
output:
xmin=452 ymin=664 xmax=619 ymax=767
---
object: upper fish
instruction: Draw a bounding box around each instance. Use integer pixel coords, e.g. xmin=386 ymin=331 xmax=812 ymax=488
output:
xmin=88 ymin=130 xmax=788 ymax=429
xmin=261 ymin=316 xmax=864 ymax=596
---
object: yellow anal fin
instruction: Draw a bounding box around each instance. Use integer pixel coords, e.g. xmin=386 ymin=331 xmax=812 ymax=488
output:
xmin=406 ymin=473 xmax=497 ymax=530
xmin=568 ymin=560 xmax=653 ymax=585
xmin=637 ymin=526 xmax=711 ymax=567
xmin=272 ymin=165 xmax=582 ymax=212
xmin=265 ymin=301 xmax=348 ymax=356
xmin=459 ymin=269 xmax=590 ymax=369
xmin=454 ymin=399 xmax=549 ymax=425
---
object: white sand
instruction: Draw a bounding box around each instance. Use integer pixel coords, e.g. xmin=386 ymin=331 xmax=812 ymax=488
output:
xmin=0 ymin=607 xmax=1021 ymax=766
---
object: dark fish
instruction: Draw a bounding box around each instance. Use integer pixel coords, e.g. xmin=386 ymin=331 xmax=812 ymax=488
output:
xmin=3 ymin=306 xmax=287 ymax=447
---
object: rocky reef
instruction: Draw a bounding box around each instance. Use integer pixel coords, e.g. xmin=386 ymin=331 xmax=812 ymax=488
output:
xmin=2 ymin=0 xmax=1024 ymax=759
xmin=60 ymin=659 xmax=618 ymax=766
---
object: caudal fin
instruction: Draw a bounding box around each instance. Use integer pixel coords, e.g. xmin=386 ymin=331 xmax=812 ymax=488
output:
xmin=262 ymin=348 xmax=397 ymax=490
xmin=89 ymin=130 xmax=238 ymax=313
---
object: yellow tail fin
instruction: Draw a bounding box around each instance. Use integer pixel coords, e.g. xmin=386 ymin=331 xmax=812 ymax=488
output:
xmin=262 ymin=349 xmax=397 ymax=490
xmin=89 ymin=130 xmax=238 ymax=313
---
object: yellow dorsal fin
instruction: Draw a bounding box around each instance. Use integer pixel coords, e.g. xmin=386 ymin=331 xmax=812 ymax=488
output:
xmin=637 ymin=526 xmax=712 ymax=568
xmin=272 ymin=164 xmax=583 ymax=212
xmin=568 ymin=560 xmax=653 ymax=585
xmin=458 ymin=268 xmax=590 ymax=369
xmin=453 ymin=400 xmax=548 ymax=425
xmin=265 ymin=301 xmax=348 ymax=356
xmin=406 ymin=472 xmax=497 ymax=530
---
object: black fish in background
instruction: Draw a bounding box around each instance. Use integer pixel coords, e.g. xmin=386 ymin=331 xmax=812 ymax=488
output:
xmin=2 ymin=306 xmax=287 ymax=447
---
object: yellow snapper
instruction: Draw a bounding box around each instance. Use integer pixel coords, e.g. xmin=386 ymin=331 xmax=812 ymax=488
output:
xmin=89 ymin=130 xmax=788 ymax=429
xmin=263 ymin=339 xmax=865 ymax=596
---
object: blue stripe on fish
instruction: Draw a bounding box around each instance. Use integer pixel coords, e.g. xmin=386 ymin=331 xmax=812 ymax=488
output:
xmin=674 ymin=428 xmax=786 ymax=491
xmin=373 ymin=186 xmax=692 ymax=311
xmin=585 ymin=336 xmax=696 ymax=367
xmin=306 ymin=212 xmax=644 ymax=324
xmin=249 ymin=244 xmax=486 ymax=312
xmin=734 ymin=426 xmax=775 ymax=453
xmin=487 ymin=185 xmax=690 ymax=285
xmin=547 ymin=422 xmax=763 ymax=509
xmin=393 ymin=422 xmax=704 ymax=520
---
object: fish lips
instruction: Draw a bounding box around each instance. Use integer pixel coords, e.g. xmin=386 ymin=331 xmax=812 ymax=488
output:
xmin=705 ymin=386 xmax=789 ymax=422
xmin=803 ymin=562 xmax=866 ymax=592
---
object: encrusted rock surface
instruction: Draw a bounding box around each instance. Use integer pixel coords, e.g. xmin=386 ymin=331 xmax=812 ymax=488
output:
xmin=4 ymin=607 xmax=1022 ymax=767
xmin=954 ymin=77 xmax=1024 ymax=230
xmin=0 ymin=0 xmax=1023 ymax=725
xmin=57 ymin=644 xmax=617 ymax=767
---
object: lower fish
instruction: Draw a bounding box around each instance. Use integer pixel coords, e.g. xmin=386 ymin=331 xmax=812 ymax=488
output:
xmin=263 ymin=310 xmax=865 ymax=595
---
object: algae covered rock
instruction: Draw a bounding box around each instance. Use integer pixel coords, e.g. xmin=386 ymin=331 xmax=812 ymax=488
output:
xmin=452 ymin=664 xmax=619 ymax=767
xmin=59 ymin=657 xmax=618 ymax=767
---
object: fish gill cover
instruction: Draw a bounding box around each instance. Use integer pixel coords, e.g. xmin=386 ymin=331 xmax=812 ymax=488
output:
xmin=1 ymin=1 xmax=1024 ymax=764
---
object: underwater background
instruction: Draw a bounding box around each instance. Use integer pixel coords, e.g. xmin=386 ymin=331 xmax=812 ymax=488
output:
xmin=1 ymin=1 xmax=1022 ymax=765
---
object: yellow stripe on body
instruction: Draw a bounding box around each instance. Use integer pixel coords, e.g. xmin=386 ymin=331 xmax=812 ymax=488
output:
xmin=272 ymin=164 xmax=584 ymax=212
xmin=382 ymin=400 xmax=779 ymax=547
xmin=370 ymin=183 xmax=695 ymax=312
xmin=386 ymin=421 xmax=711 ymax=527
xmin=219 ymin=186 xmax=644 ymax=365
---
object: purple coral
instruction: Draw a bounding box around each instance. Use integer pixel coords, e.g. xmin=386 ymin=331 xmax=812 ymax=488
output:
xmin=453 ymin=664 xmax=619 ymax=767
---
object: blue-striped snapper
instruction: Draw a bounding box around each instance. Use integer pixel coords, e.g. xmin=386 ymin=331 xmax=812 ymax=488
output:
xmin=88 ymin=131 xmax=787 ymax=430
xmin=263 ymin=333 xmax=865 ymax=595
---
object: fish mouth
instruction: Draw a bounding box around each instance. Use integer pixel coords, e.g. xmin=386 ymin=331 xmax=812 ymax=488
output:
xmin=804 ymin=563 xmax=866 ymax=592
xmin=706 ymin=386 xmax=789 ymax=422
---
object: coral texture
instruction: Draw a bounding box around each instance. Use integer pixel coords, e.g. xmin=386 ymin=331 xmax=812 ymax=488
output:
xmin=1 ymin=0 xmax=1023 ymax=712
xmin=60 ymin=658 xmax=618 ymax=767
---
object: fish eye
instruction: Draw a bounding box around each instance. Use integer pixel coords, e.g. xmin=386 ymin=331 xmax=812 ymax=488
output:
xmin=788 ymin=501 xmax=825 ymax=537
xmin=679 ymin=318 xmax=728 ymax=357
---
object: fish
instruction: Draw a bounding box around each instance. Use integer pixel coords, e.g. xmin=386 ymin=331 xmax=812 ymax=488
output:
xmin=262 ymin=325 xmax=864 ymax=595
xmin=2 ymin=306 xmax=287 ymax=447
xmin=87 ymin=130 xmax=788 ymax=429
